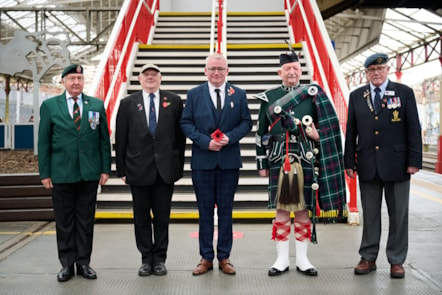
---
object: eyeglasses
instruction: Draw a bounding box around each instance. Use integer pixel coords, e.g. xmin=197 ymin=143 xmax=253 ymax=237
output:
xmin=367 ymin=66 xmax=387 ymax=73
xmin=207 ymin=67 xmax=227 ymax=73
xmin=65 ymin=76 xmax=84 ymax=82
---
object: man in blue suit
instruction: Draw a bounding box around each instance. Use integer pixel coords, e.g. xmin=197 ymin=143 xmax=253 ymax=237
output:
xmin=181 ymin=53 xmax=252 ymax=276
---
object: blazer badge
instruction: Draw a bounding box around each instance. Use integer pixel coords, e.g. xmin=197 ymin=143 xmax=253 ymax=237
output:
xmin=88 ymin=111 xmax=100 ymax=130
xmin=391 ymin=110 xmax=401 ymax=122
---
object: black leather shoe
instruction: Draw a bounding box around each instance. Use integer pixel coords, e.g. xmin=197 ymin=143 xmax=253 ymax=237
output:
xmin=57 ymin=265 xmax=74 ymax=282
xmin=76 ymin=264 xmax=97 ymax=279
xmin=153 ymin=262 xmax=167 ymax=276
xmin=138 ymin=263 xmax=153 ymax=276
xmin=296 ymin=266 xmax=318 ymax=276
xmin=268 ymin=266 xmax=289 ymax=276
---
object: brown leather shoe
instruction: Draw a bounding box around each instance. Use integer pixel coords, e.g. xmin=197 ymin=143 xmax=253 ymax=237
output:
xmin=390 ymin=264 xmax=405 ymax=278
xmin=192 ymin=259 xmax=213 ymax=276
xmin=354 ymin=259 xmax=376 ymax=275
xmin=219 ymin=259 xmax=236 ymax=275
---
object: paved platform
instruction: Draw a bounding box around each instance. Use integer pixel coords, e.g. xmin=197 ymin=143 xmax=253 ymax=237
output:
xmin=0 ymin=170 xmax=441 ymax=295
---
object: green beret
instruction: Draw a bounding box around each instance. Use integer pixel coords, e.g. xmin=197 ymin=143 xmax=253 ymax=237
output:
xmin=279 ymin=52 xmax=299 ymax=66
xmin=364 ymin=53 xmax=388 ymax=68
xmin=62 ymin=64 xmax=84 ymax=78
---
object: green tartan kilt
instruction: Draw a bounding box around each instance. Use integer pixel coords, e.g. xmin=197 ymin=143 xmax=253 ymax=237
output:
xmin=267 ymin=141 xmax=315 ymax=211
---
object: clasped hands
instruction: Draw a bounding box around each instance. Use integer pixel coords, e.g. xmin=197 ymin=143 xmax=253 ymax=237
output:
xmin=209 ymin=128 xmax=229 ymax=151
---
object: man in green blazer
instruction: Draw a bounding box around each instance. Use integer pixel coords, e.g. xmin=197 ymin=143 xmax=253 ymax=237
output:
xmin=38 ymin=64 xmax=111 ymax=282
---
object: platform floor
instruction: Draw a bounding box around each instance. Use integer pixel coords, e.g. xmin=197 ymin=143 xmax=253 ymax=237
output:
xmin=0 ymin=170 xmax=441 ymax=295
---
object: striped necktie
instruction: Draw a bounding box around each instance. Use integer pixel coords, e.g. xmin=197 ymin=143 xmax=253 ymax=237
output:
xmin=72 ymin=97 xmax=81 ymax=131
xmin=149 ymin=93 xmax=157 ymax=137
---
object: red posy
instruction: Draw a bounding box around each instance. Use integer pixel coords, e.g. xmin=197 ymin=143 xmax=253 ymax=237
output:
xmin=211 ymin=128 xmax=224 ymax=142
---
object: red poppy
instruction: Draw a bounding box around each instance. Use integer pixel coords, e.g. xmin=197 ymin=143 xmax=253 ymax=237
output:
xmin=211 ymin=128 xmax=224 ymax=142
xmin=228 ymin=86 xmax=235 ymax=96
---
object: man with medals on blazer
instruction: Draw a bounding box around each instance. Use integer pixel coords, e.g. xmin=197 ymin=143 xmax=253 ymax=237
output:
xmin=115 ymin=63 xmax=186 ymax=277
xmin=38 ymin=64 xmax=112 ymax=282
xmin=344 ymin=53 xmax=422 ymax=279
xmin=180 ymin=53 xmax=252 ymax=276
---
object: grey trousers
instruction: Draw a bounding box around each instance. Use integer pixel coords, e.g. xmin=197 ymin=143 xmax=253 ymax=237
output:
xmin=359 ymin=176 xmax=410 ymax=264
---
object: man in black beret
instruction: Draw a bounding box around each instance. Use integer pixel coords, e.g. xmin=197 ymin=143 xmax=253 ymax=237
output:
xmin=345 ymin=53 xmax=422 ymax=278
xmin=38 ymin=63 xmax=111 ymax=282
xmin=61 ymin=64 xmax=84 ymax=78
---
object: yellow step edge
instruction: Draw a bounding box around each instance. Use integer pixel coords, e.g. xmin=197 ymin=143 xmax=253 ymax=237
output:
xmin=138 ymin=44 xmax=211 ymax=50
xmin=227 ymin=12 xmax=285 ymax=16
xmin=159 ymin=12 xmax=284 ymax=17
xmin=226 ymin=44 xmax=302 ymax=50
xmin=138 ymin=44 xmax=302 ymax=50
xmin=159 ymin=12 xmax=213 ymax=16
xmin=95 ymin=210 xmax=347 ymax=220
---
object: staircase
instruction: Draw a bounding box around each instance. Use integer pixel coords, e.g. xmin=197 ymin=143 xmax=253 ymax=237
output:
xmin=97 ymin=12 xmax=312 ymax=220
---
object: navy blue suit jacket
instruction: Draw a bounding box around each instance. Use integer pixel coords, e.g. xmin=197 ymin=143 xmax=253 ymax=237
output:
xmin=344 ymin=80 xmax=422 ymax=182
xmin=180 ymin=82 xmax=252 ymax=170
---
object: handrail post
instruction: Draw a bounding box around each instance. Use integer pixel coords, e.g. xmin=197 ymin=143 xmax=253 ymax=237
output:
xmin=217 ymin=0 xmax=223 ymax=54
xmin=210 ymin=0 xmax=216 ymax=54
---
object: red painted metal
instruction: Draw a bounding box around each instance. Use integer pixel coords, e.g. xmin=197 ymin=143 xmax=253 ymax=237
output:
xmin=436 ymin=136 xmax=442 ymax=173
xmin=347 ymin=36 xmax=441 ymax=88
xmin=217 ymin=0 xmax=223 ymax=53
xmin=94 ymin=0 xmax=158 ymax=134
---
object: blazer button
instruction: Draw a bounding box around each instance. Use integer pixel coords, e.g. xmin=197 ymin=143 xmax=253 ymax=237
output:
xmin=375 ymin=146 xmax=379 ymax=150
xmin=375 ymin=131 xmax=379 ymax=135
xmin=374 ymin=116 xmax=379 ymax=120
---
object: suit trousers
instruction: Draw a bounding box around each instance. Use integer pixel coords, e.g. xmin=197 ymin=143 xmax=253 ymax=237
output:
xmin=130 ymin=175 xmax=173 ymax=265
xmin=359 ymin=176 xmax=410 ymax=264
xmin=192 ymin=167 xmax=239 ymax=262
xmin=52 ymin=180 xmax=99 ymax=267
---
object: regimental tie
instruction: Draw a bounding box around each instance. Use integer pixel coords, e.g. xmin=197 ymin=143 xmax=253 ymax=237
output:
xmin=72 ymin=97 xmax=81 ymax=131
xmin=215 ymin=88 xmax=221 ymax=112
xmin=374 ymin=87 xmax=381 ymax=113
xmin=149 ymin=93 xmax=157 ymax=137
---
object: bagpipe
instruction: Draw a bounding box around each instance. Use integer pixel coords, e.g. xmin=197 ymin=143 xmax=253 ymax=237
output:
xmin=266 ymin=84 xmax=323 ymax=243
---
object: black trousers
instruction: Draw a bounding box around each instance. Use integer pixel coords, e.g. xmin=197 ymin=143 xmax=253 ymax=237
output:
xmin=130 ymin=175 xmax=173 ymax=265
xmin=52 ymin=180 xmax=99 ymax=267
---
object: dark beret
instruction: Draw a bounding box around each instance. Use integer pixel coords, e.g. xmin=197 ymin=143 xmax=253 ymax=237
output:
xmin=62 ymin=64 xmax=84 ymax=78
xmin=279 ymin=52 xmax=299 ymax=66
xmin=364 ymin=53 xmax=388 ymax=68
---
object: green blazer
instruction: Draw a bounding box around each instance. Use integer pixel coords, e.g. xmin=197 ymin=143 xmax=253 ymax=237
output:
xmin=38 ymin=91 xmax=111 ymax=183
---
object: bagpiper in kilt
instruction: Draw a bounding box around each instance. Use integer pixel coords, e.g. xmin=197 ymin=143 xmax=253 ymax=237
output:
xmin=255 ymin=48 xmax=346 ymax=278
xmin=265 ymin=84 xmax=346 ymax=214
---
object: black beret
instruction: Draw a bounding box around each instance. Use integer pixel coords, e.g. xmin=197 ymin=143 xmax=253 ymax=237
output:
xmin=279 ymin=52 xmax=299 ymax=66
xmin=62 ymin=64 xmax=84 ymax=78
xmin=364 ymin=53 xmax=388 ymax=68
